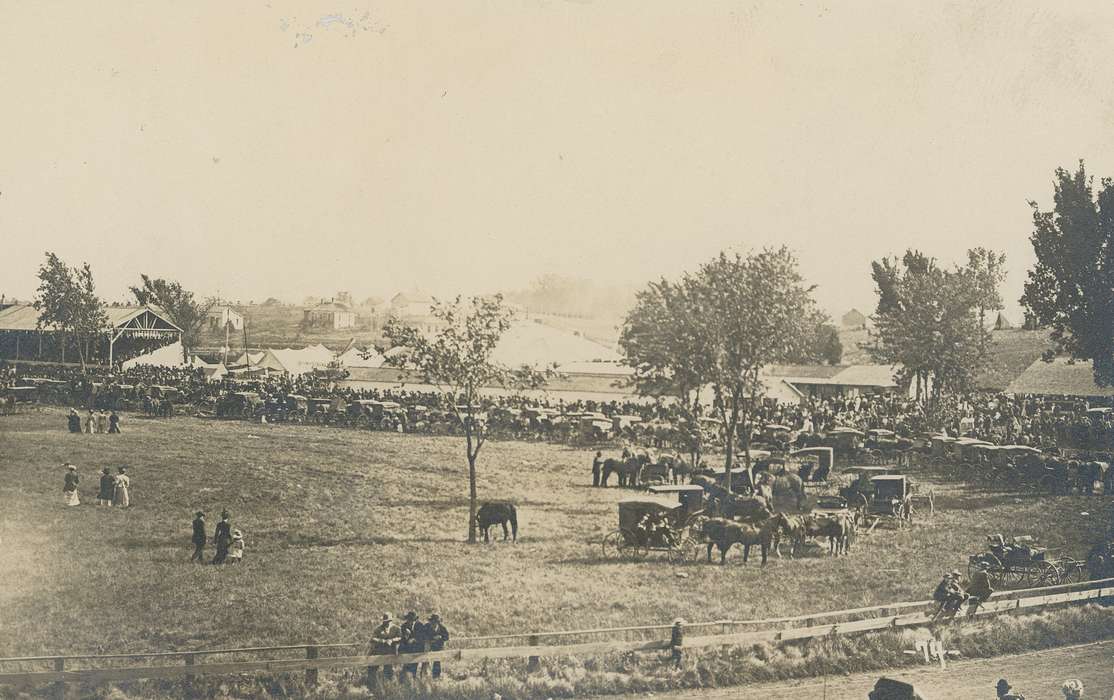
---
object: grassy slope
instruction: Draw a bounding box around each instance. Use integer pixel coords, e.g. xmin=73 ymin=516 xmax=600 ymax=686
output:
xmin=0 ymin=409 xmax=1109 ymax=659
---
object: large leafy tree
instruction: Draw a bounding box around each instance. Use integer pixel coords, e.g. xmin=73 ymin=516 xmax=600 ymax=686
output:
xmin=33 ymin=252 xmax=108 ymax=370
xmin=130 ymin=275 xmax=216 ymax=359
xmin=619 ymin=277 xmax=712 ymax=467
xmin=382 ymin=294 xmax=548 ymax=543
xmin=1021 ymin=162 xmax=1114 ymax=385
xmin=693 ymin=247 xmax=822 ymax=491
xmin=867 ymin=250 xmax=990 ymax=403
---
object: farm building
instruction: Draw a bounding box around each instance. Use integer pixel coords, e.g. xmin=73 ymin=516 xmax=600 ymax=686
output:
xmin=207 ymin=305 xmax=244 ymax=331
xmin=0 ymin=304 xmax=182 ymax=366
xmin=1005 ymin=357 xmax=1114 ymax=398
xmin=761 ymin=364 xmax=903 ymax=400
xmin=303 ymin=301 xmax=356 ymax=330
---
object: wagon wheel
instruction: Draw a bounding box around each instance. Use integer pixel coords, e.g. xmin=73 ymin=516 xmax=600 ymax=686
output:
xmin=977 ymin=554 xmax=1007 ymax=588
xmin=1063 ymin=560 xmax=1088 ymax=584
xmin=602 ymin=530 xmax=634 ymax=560
xmin=669 ymin=534 xmax=702 ymax=563
xmin=1034 ymin=561 xmax=1060 ymax=586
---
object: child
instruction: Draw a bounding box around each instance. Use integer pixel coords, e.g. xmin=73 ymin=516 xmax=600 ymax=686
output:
xmin=228 ymin=530 xmax=244 ymax=563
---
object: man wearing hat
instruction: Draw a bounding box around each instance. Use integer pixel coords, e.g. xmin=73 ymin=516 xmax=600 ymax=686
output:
xmin=369 ymin=613 xmax=401 ymax=683
xmin=190 ymin=511 xmax=207 ymax=563
xmin=930 ymin=570 xmax=966 ymax=622
xmin=966 ymin=561 xmax=994 ymax=616
xmin=995 ymin=678 xmax=1025 ymax=699
xmin=416 ymin=613 xmax=450 ymax=679
xmin=399 ymin=611 xmax=421 ymax=677
xmin=670 ymin=618 xmax=684 ymax=668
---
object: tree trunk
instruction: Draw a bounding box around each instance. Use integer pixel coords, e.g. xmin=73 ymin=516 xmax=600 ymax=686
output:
xmin=466 ymin=426 xmax=478 ymax=544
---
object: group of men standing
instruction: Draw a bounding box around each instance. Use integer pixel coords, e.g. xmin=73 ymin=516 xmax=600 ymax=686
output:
xmin=369 ymin=611 xmax=450 ymax=682
xmin=67 ymin=408 xmax=120 ymax=434
xmin=191 ymin=510 xmax=244 ymax=564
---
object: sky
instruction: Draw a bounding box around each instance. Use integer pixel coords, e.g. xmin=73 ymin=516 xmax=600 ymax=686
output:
xmin=3 ymin=1 xmax=1114 ymax=321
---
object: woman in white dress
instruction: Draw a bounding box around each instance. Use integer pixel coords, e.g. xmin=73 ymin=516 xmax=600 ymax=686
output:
xmin=62 ymin=464 xmax=80 ymax=506
xmin=113 ymin=466 xmax=130 ymax=507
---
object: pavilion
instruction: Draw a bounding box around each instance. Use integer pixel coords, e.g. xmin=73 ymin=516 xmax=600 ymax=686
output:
xmin=0 ymin=304 xmax=183 ymax=366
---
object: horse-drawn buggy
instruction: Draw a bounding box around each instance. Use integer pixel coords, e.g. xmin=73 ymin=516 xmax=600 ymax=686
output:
xmin=601 ymin=485 xmax=706 ymax=561
xmin=823 ymin=426 xmax=866 ymax=463
xmin=577 ymin=412 xmax=614 ymax=443
xmin=839 ymin=469 xmax=933 ymax=529
xmin=968 ymin=535 xmax=1087 ymax=588
xmin=216 ymin=391 xmax=264 ymax=419
xmin=789 ymin=447 xmax=834 ymax=484
xmin=1 ymin=385 xmax=38 ymax=414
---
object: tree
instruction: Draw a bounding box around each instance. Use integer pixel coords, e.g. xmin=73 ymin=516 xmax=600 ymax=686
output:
xmin=867 ymin=250 xmax=989 ymax=403
xmin=966 ymin=247 xmax=1007 ymax=352
xmin=1021 ymin=162 xmax=1114 ymax=385
xmin=619 ymin=277 xmax=713 ymax=468
xmin=381 ymin=295 xmax=548 ymax=543
xmin=692 ymin=247 xmax=822 ymax=492
xmin=130 ymin=275 xmax=216 ymax=359
xmin=33 ymin=252 xmax=108 ymax=370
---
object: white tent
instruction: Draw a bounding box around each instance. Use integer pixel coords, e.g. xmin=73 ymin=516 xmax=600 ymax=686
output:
xmin=266 ymin=344 xmax=335 ymax=375
xmin=122 ymin=341 xmax=187 ymax=369
xmin=492 ymin=321 xmax=620 ymax=368
xmin=338 ymin=346 xmax=384 ymax=368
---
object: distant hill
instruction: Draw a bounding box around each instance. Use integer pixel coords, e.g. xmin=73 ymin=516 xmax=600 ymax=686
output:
xmin=837 ymin=327 xmax=1055 ymax=391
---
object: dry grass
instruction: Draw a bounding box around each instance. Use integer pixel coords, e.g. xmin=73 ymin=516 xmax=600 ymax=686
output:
xmin=0 ymin=408 xmax=1111 ymax=692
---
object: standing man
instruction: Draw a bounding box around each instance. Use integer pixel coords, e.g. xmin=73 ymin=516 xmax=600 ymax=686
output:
xmin=190 ymin=511 xmax=207 ymax=563
xmin=369 ymin=613 xmax=401 ymax=684
xmin=592 ymin=451 xmax=603 ymax=487
xmin=108 ymin=410 xmax=121 ymax=434
xmin=418 ymin=613 xmax=449 ymax=679
xmin=67 ymin=408 xmax=82 ymax=433
xmin=212 ymin=510 xmax=232 ymax=564
xmin=97 ymin=468 xmax=115 ymax=506
xmin=669 ymin=618 xmax=684 ymax=669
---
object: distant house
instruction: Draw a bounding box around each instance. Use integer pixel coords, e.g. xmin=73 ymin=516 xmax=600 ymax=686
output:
xmin=207 ymin=305 xmax=244 ymax=331
xmin=384 ymin=290 xmax=442 ymax=331
xmin=761 ymin=363 xmax=903 ymax=401
xmin=841 ymin=308 xmax=868 ymax=330
xmin=303 ymin=301 xmax=356 ymax=330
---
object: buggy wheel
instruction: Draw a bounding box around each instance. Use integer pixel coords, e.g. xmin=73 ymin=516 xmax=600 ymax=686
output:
xmin=1034 ymin=561 xmax=1060 ymax=586
xmin=1064 ymin=561 xmax=1088 ymax=584
xmin=602 ymin=530 xmax=631 ymax=560
xmin=669 ymin=535 xmax=701 ymax=563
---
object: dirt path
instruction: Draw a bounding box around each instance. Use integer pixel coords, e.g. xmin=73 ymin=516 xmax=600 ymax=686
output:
xmin=640 ymin=640 xmax=1114 ymax=699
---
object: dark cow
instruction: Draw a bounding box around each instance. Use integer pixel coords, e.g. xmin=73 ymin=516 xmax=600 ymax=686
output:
xmin=475 ymin=502 xmax=518 ymax=543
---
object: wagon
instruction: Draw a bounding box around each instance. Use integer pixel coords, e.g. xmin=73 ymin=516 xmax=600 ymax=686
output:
xmin=217 ymin=391 xmax=263 ymax=419
xmin=968 ymin=537 xmax=1088 ymax=588
xmin=789 ymin=447 xmax=834 ymax=484
xmin=601 ymin=487 xmax=705 ymax=562
xmin=285 ymin=394 xmax=309 ymax=422
xmin=841 ymin=473 xmax=933 ymax=529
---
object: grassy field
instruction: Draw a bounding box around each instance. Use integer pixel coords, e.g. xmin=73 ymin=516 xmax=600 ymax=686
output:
xmin=0 ymin=408 xmax=1110 ymax=663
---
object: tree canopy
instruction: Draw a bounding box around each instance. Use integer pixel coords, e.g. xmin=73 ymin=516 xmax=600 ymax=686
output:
xmin=1021 ymin=162 xmax=1114 ymax=385
xmin=382 ymin=294 xmax=548 ymax=543
xmin=33 ymin=252 xmax=108 ymax=370
xmin=130 ymin=275 xmax=215 ymax=357
xmin=867 ymin=249 xmax=994 ymax=401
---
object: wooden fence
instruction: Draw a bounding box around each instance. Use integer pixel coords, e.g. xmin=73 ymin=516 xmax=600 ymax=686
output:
xmin=2 ymin=576 xmax=1112 ymax=698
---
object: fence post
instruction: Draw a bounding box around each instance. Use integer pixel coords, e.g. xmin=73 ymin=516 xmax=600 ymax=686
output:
xmin=526 ymin=635 xmax=540 ymax=672
xmin=53 ymin=657 xmax=65 ymax=700
xmin=305 ymin=646 xmax=318 ymax=687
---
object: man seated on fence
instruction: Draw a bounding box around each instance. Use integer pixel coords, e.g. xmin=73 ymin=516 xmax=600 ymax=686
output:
xmin=965 ymin=562 xmax=994 ymax=617
xmin=415 ymin=612 xmax=450 ymax=679
xmin=399 ymin=610 xmax=421 ymax=677
xmin=369 ymin=613 xmax=401 ymax=683
xmin=930 ymin=570 xmax=967 ymax=622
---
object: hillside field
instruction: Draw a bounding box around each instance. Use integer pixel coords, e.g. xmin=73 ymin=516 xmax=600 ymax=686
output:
xmin=0 ymin=409 xmax=1108 ymax=659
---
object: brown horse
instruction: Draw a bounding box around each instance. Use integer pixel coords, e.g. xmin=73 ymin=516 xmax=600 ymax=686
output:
xmin=475 ymin=502 xmax=518 ymax=543
xmin=771 ymin=513 xmax=808 ymax=558
xmin=756 ymin=471 xmax=808 ymax=513
xmin=801 ymin=513 xmax=855 ymax=556
xmin=701 ymin=514 xmax=787 ymax=565
xmin=601 ymin=454 xmax=649 ymax=487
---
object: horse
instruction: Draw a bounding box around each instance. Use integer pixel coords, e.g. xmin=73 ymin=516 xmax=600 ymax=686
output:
xmin=601 ymin=454 xmax=650 ymax=487
xmin=771 ymin=513 xmax=809 ymax=558
xmin=475 ymin=502 xmax=518 ymax=543
xmin=700 ymin=514 xmax=787 ymax=565
xmin=756 ymin=471 xmax=808 ymax=513
xmin=655 ymin=453 xmax=690 ymax=484
xmin=801 ymin=513 xmax=855 ymax=556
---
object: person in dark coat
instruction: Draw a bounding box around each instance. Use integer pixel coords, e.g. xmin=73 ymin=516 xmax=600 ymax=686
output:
xmin=399 ymin=611 xmax=420 ymax=677
xmin=417 ymin=613 xmax=449 ymax=678
xmin=368 ymin=613 xmax=401 ymax=683
xmin=670 ymin=618 xmax=684 ymax=668
xmin=97 ymin=468 xmax=115 ymax=506
xmin=966 ymin=563 xmax=994 ymax=616
xmin=108 ymin=411 xmax=121 ymax=434
xmin=191 ymin=511 xmax=207 ymax=563
xmin=212 ymin=510 xmax=232 ymax=564
xmin=67 ymin=409 xmax=82 ymax=433
xmin=592 ymin=451 xmax=603 ymax=487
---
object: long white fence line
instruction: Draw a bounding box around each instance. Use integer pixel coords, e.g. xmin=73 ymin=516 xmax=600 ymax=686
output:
xmin=1 ymin=577 xmax=1111 ymax=698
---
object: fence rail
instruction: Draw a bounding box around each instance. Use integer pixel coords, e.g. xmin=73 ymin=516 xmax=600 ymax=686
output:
xmin=2 ymin=577 xmax=1112 ymax=696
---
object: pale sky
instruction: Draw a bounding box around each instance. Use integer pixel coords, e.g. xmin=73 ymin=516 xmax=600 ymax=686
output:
xmin=3 ymin=1 xmax=1114 ymax=321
